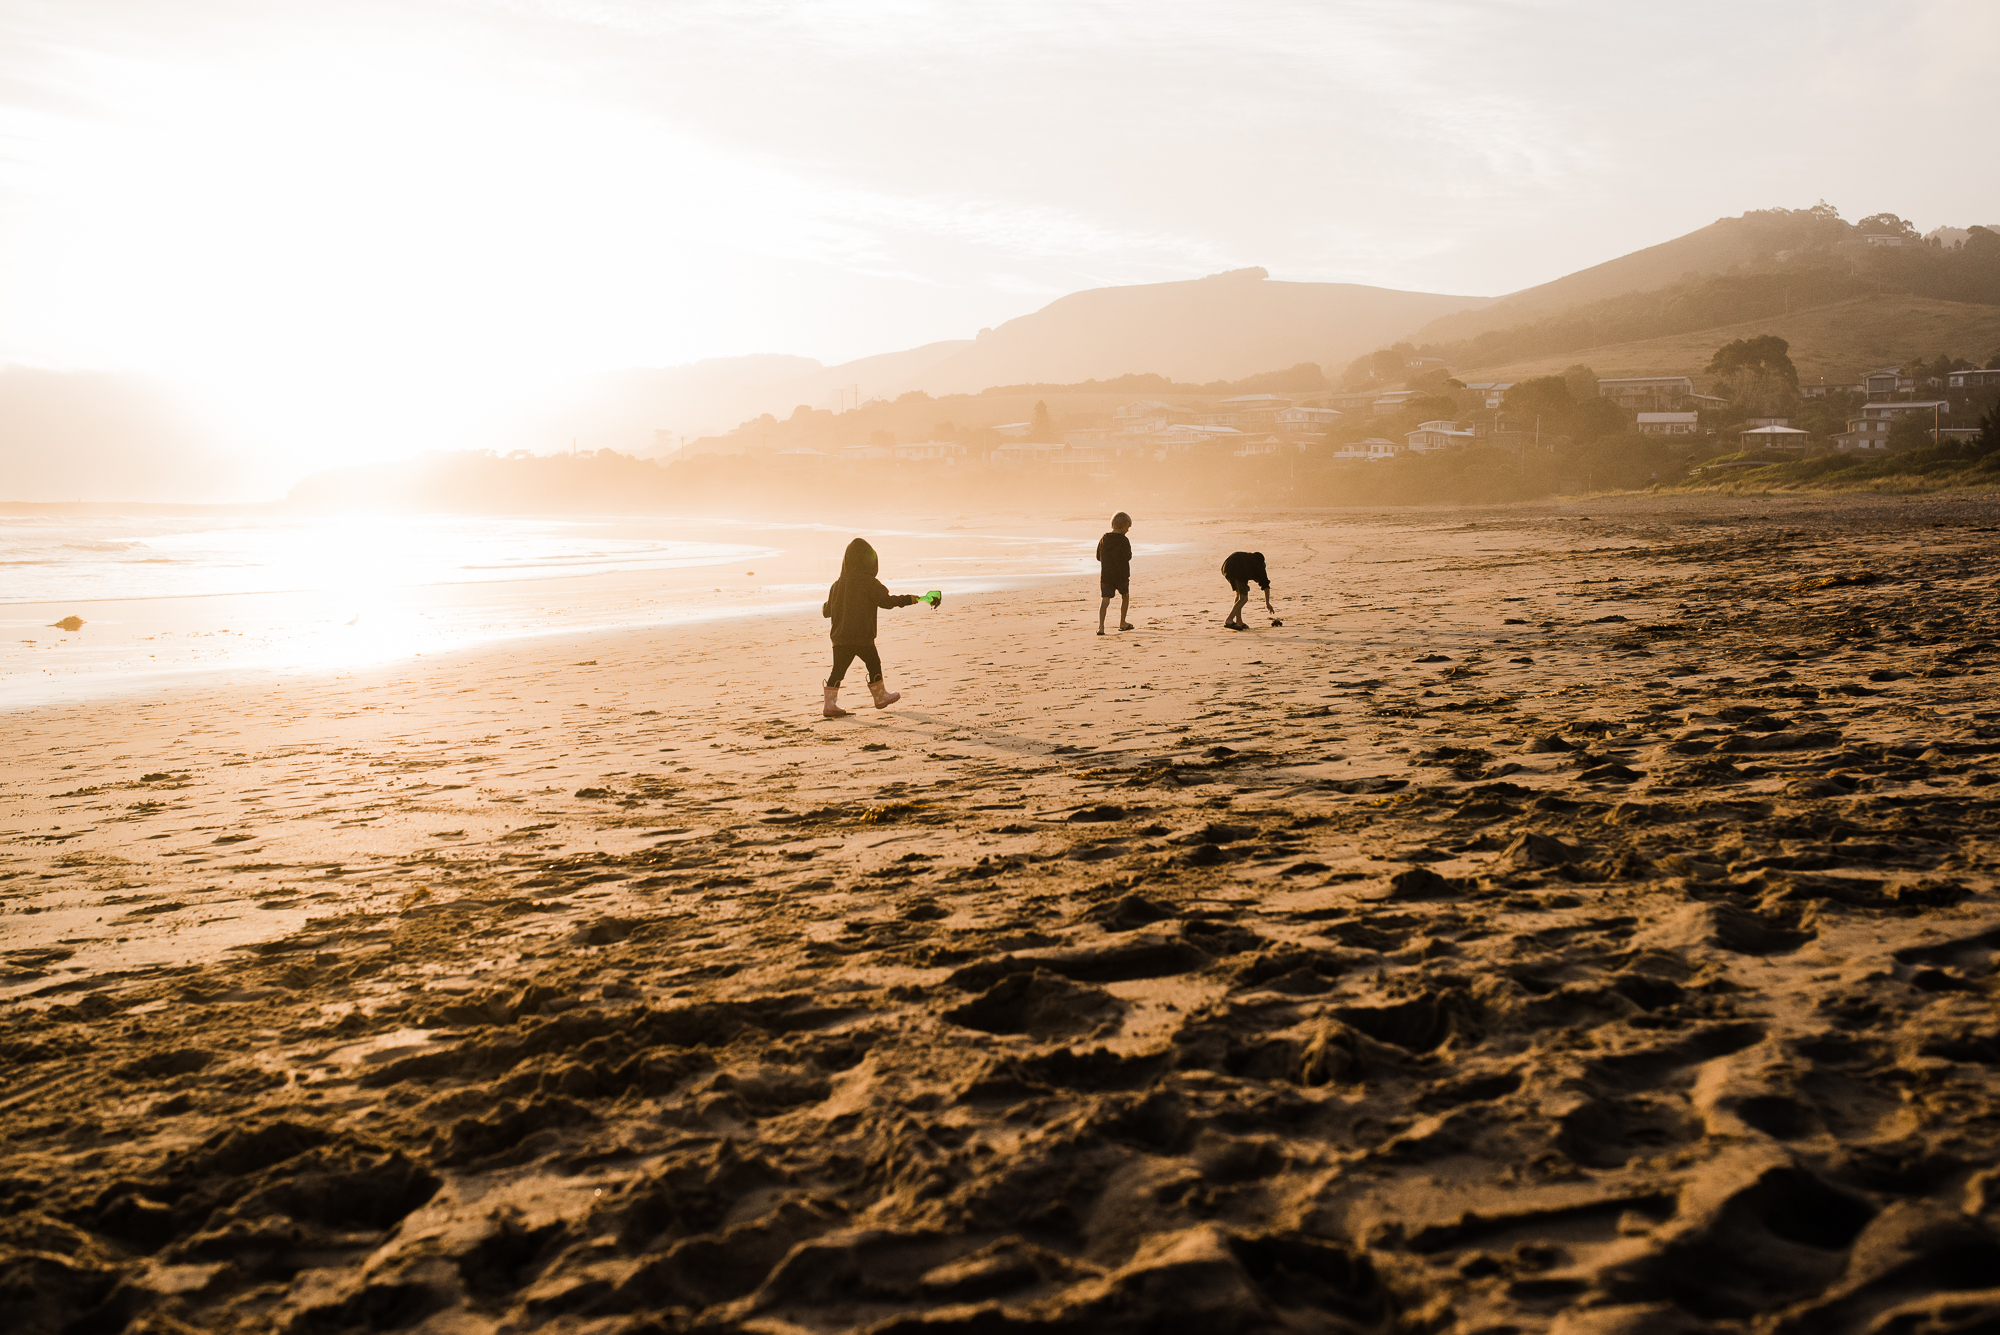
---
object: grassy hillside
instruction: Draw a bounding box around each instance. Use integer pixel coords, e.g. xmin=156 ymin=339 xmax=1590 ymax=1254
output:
xmin=1453 ymin=294 xmax=2000 ymax=386
xmin=1413 ymin=206 xmax=1850 ymax=345
xmin=893 ymin=269 xmax=1489 ymax=396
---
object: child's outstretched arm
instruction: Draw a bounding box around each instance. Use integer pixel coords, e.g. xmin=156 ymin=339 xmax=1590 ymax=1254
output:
xmin=871 ymin=584 xmax=921 ymax=610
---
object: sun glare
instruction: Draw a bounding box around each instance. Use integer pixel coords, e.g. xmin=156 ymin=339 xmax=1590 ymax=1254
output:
xmin=0 ymin=23 xmax=845 ymax=467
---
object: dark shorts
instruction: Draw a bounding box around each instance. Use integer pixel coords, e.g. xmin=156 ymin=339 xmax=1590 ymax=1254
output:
xmin=1100 ymin=572 xmax=1129 ymax=598
xmin=1228 ymin=576 xmax=1250 ymax=595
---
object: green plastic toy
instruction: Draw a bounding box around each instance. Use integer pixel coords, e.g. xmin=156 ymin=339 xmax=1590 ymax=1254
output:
xmin=919 ymin=590 xmax=943 ymax=609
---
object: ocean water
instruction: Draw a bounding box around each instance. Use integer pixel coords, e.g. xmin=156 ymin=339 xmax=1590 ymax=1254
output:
xmin=0 ymin=513 xmax=779 ymax=603
xmin=1 ymin=512 xmax=1137 ymax=709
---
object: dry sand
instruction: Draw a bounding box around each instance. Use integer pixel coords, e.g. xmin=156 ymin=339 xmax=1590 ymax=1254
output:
xmin=4 ymin=492 xmax=2000 ymax=1335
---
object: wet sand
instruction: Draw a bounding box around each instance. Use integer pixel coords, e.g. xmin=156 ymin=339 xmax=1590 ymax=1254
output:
xmin=4 ymin=492 xmax=1999 ymax=1335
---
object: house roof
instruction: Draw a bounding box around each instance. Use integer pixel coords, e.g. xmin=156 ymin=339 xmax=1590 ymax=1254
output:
xmin=1219 ymin=394 xmax=1294 ymax=405
xmin=1740 ymin=425 xmax=1809 ymax=436
xmin=1636 ymin=412 xmax=1699 ymax=422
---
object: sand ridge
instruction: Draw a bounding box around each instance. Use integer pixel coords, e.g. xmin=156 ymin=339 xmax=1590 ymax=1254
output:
xmin=3 ymin=494 xmax=2000 ymax=1334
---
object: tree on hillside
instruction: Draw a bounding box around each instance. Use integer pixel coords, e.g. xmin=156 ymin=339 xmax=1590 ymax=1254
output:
xmin=1706 ymin=334 xmax=1800 ymax=416
xmin=1856 ymin=212 xmax=1918 ymax=238
xmin=1341 ymin=344 xmax=1417 ymax=389
xmin=1030 ymin=400 xmax=1055 ymax=442
xmin=1561 ymin=364 xmax=1600 ymax=404
xmin=1706 ymin=334 xmax=1799 ymax=388
xmin=1888 ymin=416 xmax=1936 ymax=451
xmin=1503 ymin=376 xmax=1575 ymax=422
xmin=1499 ymin=375 xmax=1627 ymax=439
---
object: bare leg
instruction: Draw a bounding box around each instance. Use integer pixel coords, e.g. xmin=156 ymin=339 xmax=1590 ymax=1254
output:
xmin=1097 ymin=596 xmax=1111 ymax=635
xmin=1227 ymin=592 xmax=1249 ymax=627
xmin=1118 ymin=592 xmax=1132 ymax=630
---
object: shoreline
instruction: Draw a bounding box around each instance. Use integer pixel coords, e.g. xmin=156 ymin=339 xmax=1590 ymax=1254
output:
xmin=3 ymin=494 xmax=1999 ymax=1333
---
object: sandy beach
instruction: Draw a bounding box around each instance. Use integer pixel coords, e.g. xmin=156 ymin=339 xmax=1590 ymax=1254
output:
xmin=5 ymin=491 xmax=2000 ymax=1335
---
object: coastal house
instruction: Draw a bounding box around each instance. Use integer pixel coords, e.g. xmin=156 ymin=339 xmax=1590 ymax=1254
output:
xmin=1370 ymin=390 xmax=1425 ymax=414
xmin=1275 ymin=405 xmax=1340 ymax=432
xmin=1197 ymin=394 xmax=1295 ymax=429
xmin=1830 ymin=401 xmax=1949 ymax=451
xmin=1830 ymin=422 xmax=1892 ymax=452
xmin=1146 ymin=423 xmax=1242 ymax=455
xmin=1325 ymin=390 xmax=1382 ymax=414
xmin=1461 ymin=380 xmax=1514 ymax=409
xmin=1858 ymin=400 xmax=1949 ymax=426
xmin=1231 ymin=437 xmax=1298 ymax=458
xmin=993 ymin=422 xmax=1034 ymax=439
xmin=1863 ymin=368 xmax=1916 ymax=401
xmin=1598 ymin=376 xmax=1694 ymax=412
xmin=1802 ymin=381 xmax=1865 ymax=399
xmin=1946 ymin=368 xmax=2000 ymax=389
xmin=893 ymin=441 xmax=965 ymax=462
xmin=772 ymin=447 xmax=827 ymax=467
xmin=1405 ymin=420 xmax=1476 ymax=453
xmin=838 ymin=443 xmax=895 ymax=462
xmin=1739 ymin=425 xmax=1810 ymax=449
xmin=1113 ymin=400 xmax=1196 ymax=432
xmin=1636 ymin=412 xmax=1700 ymax=436
xmin=1687 ymin=392 xmax=1728 ymax=411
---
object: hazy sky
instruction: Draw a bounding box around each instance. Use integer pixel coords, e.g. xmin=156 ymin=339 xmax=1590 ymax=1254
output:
xmin=2 ymin=0 xmax=1996 ymax=458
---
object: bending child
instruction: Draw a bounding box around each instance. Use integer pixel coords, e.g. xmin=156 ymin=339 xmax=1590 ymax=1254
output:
xmin=1096 ymin=511 xmax=1134 ymax=635
xmin=822 ymin=537 xmax=922 ymax=717
xmin=1220 ymin=550 xmax=1276 ymax=630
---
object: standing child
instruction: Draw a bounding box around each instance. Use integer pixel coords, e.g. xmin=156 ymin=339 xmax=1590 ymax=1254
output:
xmin=1220 ymin=550 xmax=1276 ymax=630
xmin=822 ymin=537 xmax=922 ymax=718
xmin=1096 ymin=511 xmax=1134 ymax=636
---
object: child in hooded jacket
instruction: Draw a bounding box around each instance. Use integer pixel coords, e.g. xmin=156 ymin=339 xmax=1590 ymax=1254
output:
xmin=821 ymin=537 xmax=922 ymax=717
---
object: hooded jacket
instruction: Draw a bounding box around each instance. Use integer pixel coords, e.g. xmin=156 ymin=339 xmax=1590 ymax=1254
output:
xmin=1221 ymin=551 xmax=1270 ymax=589
xmin=823 ymin=538 xmax=917 ymax=645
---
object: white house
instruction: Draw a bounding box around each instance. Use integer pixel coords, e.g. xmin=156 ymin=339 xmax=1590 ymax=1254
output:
xmin=1328 ymin=437 xmax=1403 ymax=461
xmin=1946 ymin=368 xmax=2000 ymax=389
xmin=1405 ymin=420 xmax=1476 ymax=452
xmin=838 ymin=443 xmax=894 ymax=461
xmin=893 ymin=440 xmax=965 ymax=462
xmin=1275 ymin=406 xmax=1341 ymax=432
xmin=993 ymin=422 xmax=1034 ymax=439
xmin=1461 ymin=381 xmax=1514 ymax=409
xmin=1739 ymin=425 xmax=1810 ymax=449
xmin=1637 ymin=412 xmax=1700 ymax=436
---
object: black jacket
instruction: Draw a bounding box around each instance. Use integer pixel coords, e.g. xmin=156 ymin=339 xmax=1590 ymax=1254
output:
xmin=1222 ymin=551 xmax=1269 ymax=588
xmin=824 ymin=576 xmax=915 ymax=645
xmin=1096 ymin=531 xmax=1132 ymax=574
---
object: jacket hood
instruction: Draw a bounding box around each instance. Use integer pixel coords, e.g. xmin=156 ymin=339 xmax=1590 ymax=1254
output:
xmin=840 ymin=538 xmax=878 ymax=580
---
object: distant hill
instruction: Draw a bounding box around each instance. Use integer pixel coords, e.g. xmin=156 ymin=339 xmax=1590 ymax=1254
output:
xmin=1414 ymin=207 xmax=1854 ymax=346
xmin=509 ymin=270 xmax=1488 ymax=450
xmin=886 ymin=268 xmax=1488 ymax=397
xmin=1454 ymin=294 xmax=2000 ymax=386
